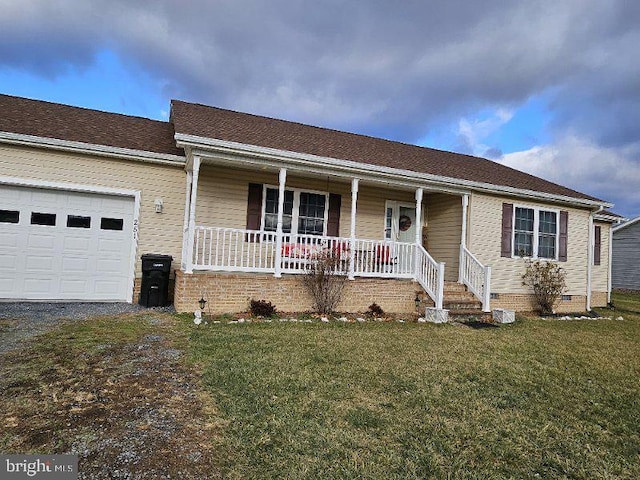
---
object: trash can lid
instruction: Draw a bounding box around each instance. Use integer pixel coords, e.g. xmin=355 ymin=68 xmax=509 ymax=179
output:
xmin=141 ymin=254 xmax=173 ymax=261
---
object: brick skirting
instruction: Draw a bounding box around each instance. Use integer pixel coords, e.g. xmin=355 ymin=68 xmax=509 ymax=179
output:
xmin=173 ymin=270 xmax=422 ymax=314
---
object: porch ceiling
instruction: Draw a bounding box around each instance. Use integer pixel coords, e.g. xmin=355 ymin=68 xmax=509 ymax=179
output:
xmin=188 ymin=147 xmax=469 ymax=197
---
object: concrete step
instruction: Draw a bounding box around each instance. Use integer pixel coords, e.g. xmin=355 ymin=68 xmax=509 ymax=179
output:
xmin=444 ymin=301 xmax=483 ymax=311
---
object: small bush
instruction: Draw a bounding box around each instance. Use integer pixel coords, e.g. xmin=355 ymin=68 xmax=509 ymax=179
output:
xmin=367 ymin=303 xmax=384 ymax=317
xmin=303 ymin=251 xmax=349 ymax=314
xmin=522 ymin=259 xmax=566 ymax=315
xmin=250 ymin=299 xmax=277 ymax=317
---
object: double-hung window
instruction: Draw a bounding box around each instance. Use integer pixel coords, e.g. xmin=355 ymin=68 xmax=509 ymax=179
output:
xmin=262 ymin=187 xmax=328 ymax=236
xmin=513 ymin=207 xmax=558 ymax=259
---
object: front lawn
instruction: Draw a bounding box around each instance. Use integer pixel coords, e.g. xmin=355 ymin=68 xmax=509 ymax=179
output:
xmin=188 ymin=292 xmax=640 ymax=479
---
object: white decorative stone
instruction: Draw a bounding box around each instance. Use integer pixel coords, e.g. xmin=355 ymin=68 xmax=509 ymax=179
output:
xmin=338 ymin=316 xmax=348 ymax=322
xmin=616 ymin=316 xmax=624 ymax=321
xmin=194 ymin=311 xmax=202 ymax=325
xmin=425 ymin=307 xmax=449 ymax=323
xmin=417 ymin=317 xmax=426 ymax=323
xmin=492 ymin=308 xmax=515 ymax=324
xmin=320 ymin=317 xmax=329 ymax=323
xmin=356 ymin=317 xmax=366 ymax=322
xmin=238 ymin=318 xmax=245 ymax=323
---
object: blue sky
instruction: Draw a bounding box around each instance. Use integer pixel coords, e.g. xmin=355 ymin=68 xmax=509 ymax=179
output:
xmin=0 ymin=0 xmax=638 ymax=217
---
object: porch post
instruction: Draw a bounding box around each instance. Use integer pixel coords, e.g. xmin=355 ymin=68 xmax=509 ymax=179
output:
xmin=458 ymin=194 xmax=469 ymax=283
xmin=349 ymin=178 xmax=359 ymax=280
xmin=180 ymin=171 xmax=193 ymax=270
xmin=185 ymin=156 xmax=201 ymax=274
xmin=414 ymin=188 xmax=424 ymax=278
xmin=274 ymin=167 xmax=287 ymax=278
xmin=607 ymin=224 xmax=613 ymax=304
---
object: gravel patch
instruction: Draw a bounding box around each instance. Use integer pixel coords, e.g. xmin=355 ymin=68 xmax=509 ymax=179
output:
xmin=0 ymin=302 xmax=175 ymax=354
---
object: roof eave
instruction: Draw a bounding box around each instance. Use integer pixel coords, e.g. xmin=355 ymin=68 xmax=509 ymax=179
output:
xmin=0 ymin=131 xmax=186 ymax=166
xmin=175 ymin=132 xmax=612 ymax=210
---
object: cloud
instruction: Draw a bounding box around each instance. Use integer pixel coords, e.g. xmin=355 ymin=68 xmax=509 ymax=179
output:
xmin=0 ymin=0 xmax=638 ymax=213
xmin=500 ymin=135 xmax=640 ymax=216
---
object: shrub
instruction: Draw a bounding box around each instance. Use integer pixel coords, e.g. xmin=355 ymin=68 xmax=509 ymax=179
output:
xmin=522 ymin=259 xmax=566 ymax=315
xmin=302 ymin=250 xmax=349 ymax=314
xmin=367 ymin=303 xmax=384 ymax=317
xmin=250 ymin=299 xmax=277 ymax=317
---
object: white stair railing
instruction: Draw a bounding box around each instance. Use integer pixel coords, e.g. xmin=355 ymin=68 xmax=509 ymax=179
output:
xmin=459 ymin=246 xmax=491 ymax=312
xmin=415 ymin=244 xmax=445 ymax=309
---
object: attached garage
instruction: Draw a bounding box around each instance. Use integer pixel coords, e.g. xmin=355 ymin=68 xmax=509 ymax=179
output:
xmin=0 ymin=183 xmax=138 ymax=301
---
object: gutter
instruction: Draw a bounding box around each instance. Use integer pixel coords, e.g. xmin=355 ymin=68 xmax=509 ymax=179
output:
xmin=0 ymin=131 xmax=186 ymax=167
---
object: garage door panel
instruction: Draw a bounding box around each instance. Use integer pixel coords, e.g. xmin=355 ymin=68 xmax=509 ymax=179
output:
xmin=0 ymin=231 xmax=19 ymax=247
xmin=27 ymin=233 xmax=56 ymax=249
xmin=0 ymin=254 xmax=18 ymax=269
xmin=59 ymin=279 xmax=90 ymax=295
xmin=0 ymin=185 xmax=135 ymax=301
xmin=23 ymin=277 xmax=55 ymax=294
xmin=63 ymin=236 xmax=91 ymax=251
xmin=25 ymin=256 xmax=56 ymax=271
xmin=61 ymin=257 xmax=90 ymax=273
xmin=94 ymin=279 xmax=123 ymax=295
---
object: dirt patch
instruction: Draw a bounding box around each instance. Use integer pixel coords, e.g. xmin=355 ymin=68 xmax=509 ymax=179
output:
xmin=0 ymin=313 xmax=222 ymax=479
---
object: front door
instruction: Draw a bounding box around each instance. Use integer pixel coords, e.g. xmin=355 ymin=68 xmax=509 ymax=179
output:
xmin=385 ymin=201 xmax=416 ymax=243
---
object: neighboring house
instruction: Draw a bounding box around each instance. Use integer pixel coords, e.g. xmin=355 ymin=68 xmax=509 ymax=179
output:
xmin=612 ymin=216 xmax=640 ymax=291
xmin=0 ymin=93 xmax=617 ymax=314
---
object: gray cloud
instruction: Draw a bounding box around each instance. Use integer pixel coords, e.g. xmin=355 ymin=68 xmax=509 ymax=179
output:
xmin=0 ymin=0 xmax=638 ymax=211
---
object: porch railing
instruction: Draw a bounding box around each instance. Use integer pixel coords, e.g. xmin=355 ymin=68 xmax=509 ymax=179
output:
xmin=191 ymin=226 xmax=448 ymax=308
xmin=415 ymin=244 xmax=444 ymax=309
xmin=459 ymin=246 xmax=491 ymax=312
xmin=193 ymin=227 xmax=277 ymax=272
xmin=192 ymin=227 xmax=417 ymax=278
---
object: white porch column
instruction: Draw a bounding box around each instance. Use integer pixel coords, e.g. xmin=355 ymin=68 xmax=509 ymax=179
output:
xmin=274 ymin=168 xmax=287 ymax=278
xmin=415 ymin=188 xmax=423 ymax=245
xmin=348 ymin=178 xmax=359 ymax=280
xmin=185 ymin=157 xmax=201 ymax=274
xmin=414 ymin=188 xmax=424 ymax=279
xmin=180 ymin=171 xmax=193 ymax=270
xmin=458 ymin=194 xmax=469 ymax=283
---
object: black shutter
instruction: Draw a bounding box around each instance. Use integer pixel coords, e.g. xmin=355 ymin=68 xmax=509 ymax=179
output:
xmin=327 ymin=193 xmax=341 ymax=237
xmin=594 ymin=225 xmax=601 ymax=265
xmin=558 ymin=211 xmax=568 ymax=262
xmin=246 ymin=183 xmax=263 ymax=241
xmin=501 ymin=203 xmax=513 ymax=258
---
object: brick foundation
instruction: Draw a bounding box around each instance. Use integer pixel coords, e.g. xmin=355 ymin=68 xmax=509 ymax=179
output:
xmin=490 ymin=294 xmax=589 ymax=313
xmin=590 ymin=291 xmax=608 ymax=308
xmin=174 ymin=270 xmax=421 ymax=314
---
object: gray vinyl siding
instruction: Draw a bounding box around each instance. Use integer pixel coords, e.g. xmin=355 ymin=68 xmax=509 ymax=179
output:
xmin=612 ymin=221 xmax=640 ymax=290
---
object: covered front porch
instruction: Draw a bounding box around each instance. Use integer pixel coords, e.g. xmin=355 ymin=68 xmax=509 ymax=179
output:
xmin=178 ymin=155 xmax=491 ymax=313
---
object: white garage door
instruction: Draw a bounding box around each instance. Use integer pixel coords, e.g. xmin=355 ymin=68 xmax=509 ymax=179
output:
xmin=0 ymin=185 xmax=135 ymax=301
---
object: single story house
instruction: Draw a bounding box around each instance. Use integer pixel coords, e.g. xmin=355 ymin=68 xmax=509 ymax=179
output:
xmin=612 ymin=216 xmax=640 ymax=291
xmin=0 ymin=93 xmax=617 ymax=314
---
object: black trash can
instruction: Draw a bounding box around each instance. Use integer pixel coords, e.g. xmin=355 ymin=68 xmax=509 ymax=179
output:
xmin=139 ymin=254 xmax=173 ymax=307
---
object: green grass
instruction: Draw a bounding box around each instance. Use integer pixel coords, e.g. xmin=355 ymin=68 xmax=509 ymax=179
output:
xmin=187 ymin=292 xmax=640 ymax=479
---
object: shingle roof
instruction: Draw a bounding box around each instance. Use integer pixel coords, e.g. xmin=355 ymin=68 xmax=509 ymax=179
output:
xmin=0 ymin=94 xmax=184 ymax=157
xmin=171 ymin=99 xmax=603 ymax=202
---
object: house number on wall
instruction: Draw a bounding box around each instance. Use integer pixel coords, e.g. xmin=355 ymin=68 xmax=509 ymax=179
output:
xmin=133 ymin=218 xmax=139 ymax=241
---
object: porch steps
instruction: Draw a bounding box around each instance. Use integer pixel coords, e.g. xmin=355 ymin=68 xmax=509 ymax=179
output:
xmin=422 ymin=282 xmax=492 ymax=321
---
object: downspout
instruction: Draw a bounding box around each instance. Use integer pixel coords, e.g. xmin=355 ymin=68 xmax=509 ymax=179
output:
xmin=586 ymin=205 xmax=604 ymax=311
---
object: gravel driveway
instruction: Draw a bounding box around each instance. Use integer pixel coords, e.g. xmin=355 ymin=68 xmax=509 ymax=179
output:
xmin=0 ymin=302 xmax=173 ymax=354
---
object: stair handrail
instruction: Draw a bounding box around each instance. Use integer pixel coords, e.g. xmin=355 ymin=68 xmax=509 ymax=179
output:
xmin=459 ymin=245 xmax=491 ymax=312
xmin=415 ymin=244 xmax=445 ymax=309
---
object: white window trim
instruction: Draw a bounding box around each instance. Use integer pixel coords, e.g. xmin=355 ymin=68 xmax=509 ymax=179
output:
xmin=512 ymin=204 xmax=560 ymax=260
xmin=260 ymin=184 xmax=330 ymax=236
